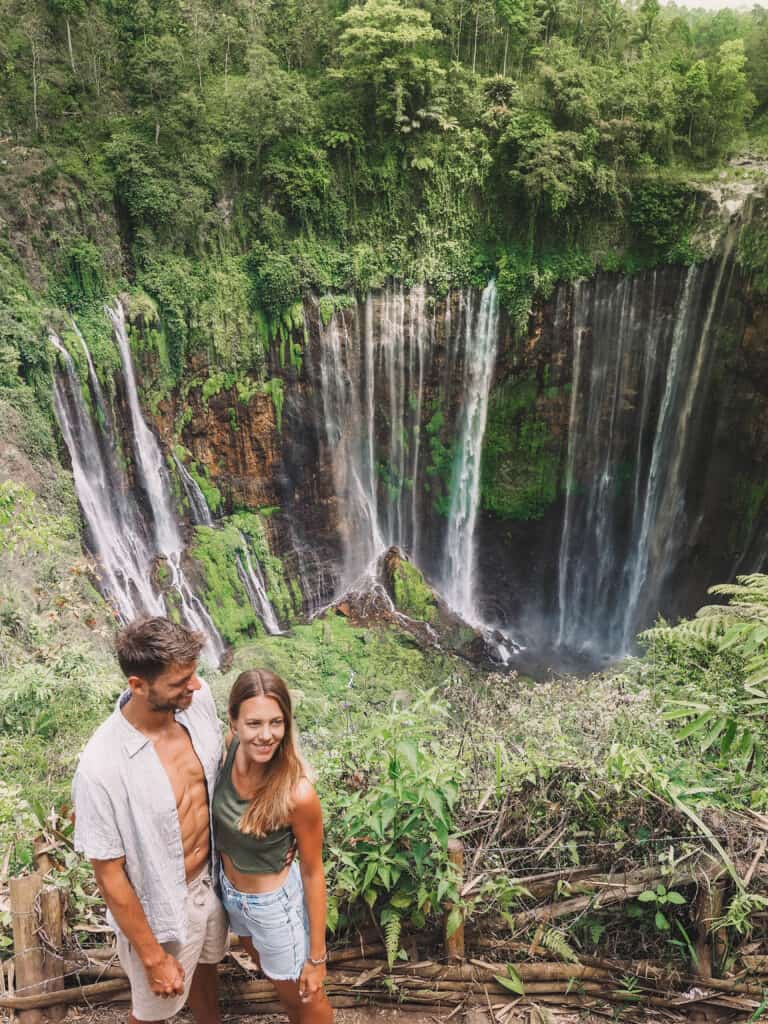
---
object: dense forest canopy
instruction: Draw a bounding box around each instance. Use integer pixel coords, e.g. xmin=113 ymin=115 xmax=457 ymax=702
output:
xmin=0 ymin=0 xmax=767 ymax=387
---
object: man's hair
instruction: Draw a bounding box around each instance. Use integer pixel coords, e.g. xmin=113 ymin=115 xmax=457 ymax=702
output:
xmin=116 ymin=617 xmax=205 ymax=681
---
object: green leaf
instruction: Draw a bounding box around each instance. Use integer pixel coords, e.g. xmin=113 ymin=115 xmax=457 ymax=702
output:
xmin=396 ymin=740 xmax=420 ymax=772
xmin=700 ymin=716 xmax=728 ymax=752
xmin=655 ymin=910 xmax=670 ymax=931
xmin=425 ymin=789 xmax=445 ymax=818
xmin=720 ymin=719 xmax=737 ymax=755
xmin=495 ymin=965 xmax=525 ymax=995
xmin=445 ymin=906 xmax=463 ymax=939
xmin=326 ymin=896 xmax=339 ymax=932
xmin=664 ymin=891 xmax=687 ymax=906
xmin=362 ymin=860 xmax=378 ymax=892
xmin=637 ymin=890 xmax=657 ymax=902
xmin=675 ymin=711 xmax=714 ymax=740
xmin=364 ymin=888 xmax=377 ymax=908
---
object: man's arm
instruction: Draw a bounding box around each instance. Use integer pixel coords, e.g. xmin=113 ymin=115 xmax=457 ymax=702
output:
xmin=73 ymin=769 xmax=184 ymax=999
xmin=91 ymin=858 xmax=185 ymax=998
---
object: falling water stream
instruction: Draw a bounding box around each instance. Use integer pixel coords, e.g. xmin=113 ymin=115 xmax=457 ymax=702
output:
xmin=51 ymin=207 xmax=759 ymax=668
xmin=311 ymin=281 xmax=504 ymax=634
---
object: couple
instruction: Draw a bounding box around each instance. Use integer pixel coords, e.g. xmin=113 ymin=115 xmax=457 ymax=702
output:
xmin=72 ymin=616 xmax=332 ymax=1024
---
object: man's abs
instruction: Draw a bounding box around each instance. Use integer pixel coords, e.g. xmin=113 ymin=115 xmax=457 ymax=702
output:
xmin=154 ymin=723 xmax=211 ymax=880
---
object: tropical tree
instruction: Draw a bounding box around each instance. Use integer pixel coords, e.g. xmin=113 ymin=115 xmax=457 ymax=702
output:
xmin=708 ymin=38 xmax=756 ymax=155
xmin=331 ymin=0 xmax=445 ymax=135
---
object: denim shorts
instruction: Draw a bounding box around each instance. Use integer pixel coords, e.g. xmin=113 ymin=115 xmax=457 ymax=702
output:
xmin=220 ymin=861 xmax=309 ymax=981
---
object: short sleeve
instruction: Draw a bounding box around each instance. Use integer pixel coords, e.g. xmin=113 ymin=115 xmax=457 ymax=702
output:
xmin=72 ymin=769 xmax=125 ymax=861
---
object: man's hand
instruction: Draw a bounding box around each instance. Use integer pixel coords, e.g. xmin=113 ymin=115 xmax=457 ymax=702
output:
xmin=144 ymin=951 xmax=185 ymax=998
xmin=283 ymin=838 xmax=297 ymax=868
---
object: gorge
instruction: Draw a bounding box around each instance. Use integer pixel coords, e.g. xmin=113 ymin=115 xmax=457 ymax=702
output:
xmin=46 ymin=186 xmax=768 ymax=673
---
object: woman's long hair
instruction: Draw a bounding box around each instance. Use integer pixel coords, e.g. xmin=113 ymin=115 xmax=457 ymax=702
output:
xmin=228 ymin=668 xmax=310 ymax=836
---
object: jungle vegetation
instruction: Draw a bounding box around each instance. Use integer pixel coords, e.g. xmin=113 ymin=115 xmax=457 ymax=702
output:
xmin=1 ymin=0 xmax=767 ymax=384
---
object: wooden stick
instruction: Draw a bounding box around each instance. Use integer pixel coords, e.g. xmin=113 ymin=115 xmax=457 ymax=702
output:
xmin=9 ymin=874 xmax=45 ymax=1024
xmin=744 ymin=836 xmax=768 ymax=888
xmin=0 ymin=979 xmax=129 ymax=1010
xmin=445 ymin=838 xmax=465 ymax=960
xmin=694 ymin=875 xmax=726 ymax=981
xmin=512 ymin=870 xmax=700 ymax=927
xmin=39 ymin=886 xmax=66 ymax=1023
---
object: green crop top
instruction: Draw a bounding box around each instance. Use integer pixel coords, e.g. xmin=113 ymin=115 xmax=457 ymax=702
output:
xmin=212 ymin=737 xmax=294 ymax=874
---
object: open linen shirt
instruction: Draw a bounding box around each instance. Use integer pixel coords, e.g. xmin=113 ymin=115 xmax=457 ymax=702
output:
xmin=72 ymin=679 xmax=223 ymax=944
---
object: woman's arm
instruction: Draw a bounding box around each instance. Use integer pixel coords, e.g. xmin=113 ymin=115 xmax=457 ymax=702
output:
xmin=291 ymin=779 xmax=328 ymax=1001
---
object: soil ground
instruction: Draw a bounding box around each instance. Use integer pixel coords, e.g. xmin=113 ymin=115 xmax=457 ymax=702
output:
xmin=1 ymin=1004 xmax=730 ymax=1024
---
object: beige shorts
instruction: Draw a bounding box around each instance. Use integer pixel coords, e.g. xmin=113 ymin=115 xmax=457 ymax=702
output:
xmin=117 ymin=870 xmax=228 ymax=1021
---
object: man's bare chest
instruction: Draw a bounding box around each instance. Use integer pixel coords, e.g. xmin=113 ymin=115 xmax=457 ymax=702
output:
xmin=154 ymin=724 xmax=206 ymax=808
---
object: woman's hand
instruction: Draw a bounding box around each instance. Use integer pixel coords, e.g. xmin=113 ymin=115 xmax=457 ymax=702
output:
xmin=299 ymin=960 xmax=326 ymax=1002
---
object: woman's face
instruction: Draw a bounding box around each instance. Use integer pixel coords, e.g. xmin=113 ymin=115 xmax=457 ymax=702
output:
xmin=233 ymin=694 xmax=287 ymax=766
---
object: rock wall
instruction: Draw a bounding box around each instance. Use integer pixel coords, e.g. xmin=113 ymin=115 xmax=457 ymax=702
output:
xmin=117 ymin=216 xmax=768 ymax=663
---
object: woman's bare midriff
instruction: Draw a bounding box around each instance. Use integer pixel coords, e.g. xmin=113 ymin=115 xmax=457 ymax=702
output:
xmin=221 ymin=850 xmax=291 ymax=893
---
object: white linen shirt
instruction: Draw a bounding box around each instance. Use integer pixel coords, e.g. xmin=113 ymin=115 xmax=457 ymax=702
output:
xmin=72 ymin=679 xmax=223 ymax=944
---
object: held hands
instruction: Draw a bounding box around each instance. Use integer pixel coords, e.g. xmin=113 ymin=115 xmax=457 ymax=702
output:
xmin=144 ymin=951 xmax=185 ymax=998
xmin=299 ymin=960 xmax=326 ymax=1003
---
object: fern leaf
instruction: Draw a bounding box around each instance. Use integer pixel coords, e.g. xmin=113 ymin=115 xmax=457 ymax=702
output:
xmin=541 ymin=926 xmax=579 ymax=963
xmin=381 ymin=910 xmax=401 ymax=968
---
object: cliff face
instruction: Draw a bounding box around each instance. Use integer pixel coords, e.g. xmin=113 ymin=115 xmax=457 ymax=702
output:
xmin=100 ymin=188 xmax=768 ymax=664
xmin=475 ymin=264 xmax=768 ymax=661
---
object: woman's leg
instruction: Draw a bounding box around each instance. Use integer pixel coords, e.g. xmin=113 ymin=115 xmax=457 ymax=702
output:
xmin=270 ymin=979 xmax=333 ymax=1024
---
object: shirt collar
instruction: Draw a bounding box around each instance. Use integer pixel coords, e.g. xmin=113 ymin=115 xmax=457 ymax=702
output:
xmin=116 ymin=689 xmax=192 ymax=759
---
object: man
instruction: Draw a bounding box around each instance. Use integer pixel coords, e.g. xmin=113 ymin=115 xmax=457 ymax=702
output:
xmin=72 ymin=617 xmax=227 ymax=1024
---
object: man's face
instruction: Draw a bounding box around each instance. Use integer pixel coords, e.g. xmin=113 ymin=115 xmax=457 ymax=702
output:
xmin=143 ymin=660 xmax=201 ymax=713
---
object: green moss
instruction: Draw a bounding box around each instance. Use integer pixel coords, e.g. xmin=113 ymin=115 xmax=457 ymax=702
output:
xmin=497 ymin=248 xmax=593 ymax=337
xmin=481 ymin=375 xmax=561 ymax=521
xmin=738 ymin=221 xmax=768 ymax=295
xmin=392 ymin=560 xmax=437 ymax=623
xmin=290 ymin=577 xmax=304 ymax=615
xmin=230 ymin=512 xmax=295 ymax=624
xmin=174 ymin=446 xmax=222 ymax=515
xmin=318 ymin=295 xmax=335 ymax=327
xmin=424 ymin=405 xmax=454 ymax=516
xmin=263 ymin=378 xmax=285 ymax=432
xmin=730 ymin=475 xmax=768 ymax=552
xmin=191 ymin=523 xmax=263 ymax=644
xmin=215 ymin=612 xmax=460 ymax=717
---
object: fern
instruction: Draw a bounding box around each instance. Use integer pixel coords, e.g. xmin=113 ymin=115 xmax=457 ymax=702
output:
xmin=541 ymin=926 xmax=579 ymax=963
xmin=381 ymin=907 xmax=401 ymax=967
xmin=645 ymin=573 xmax=768 ymax=772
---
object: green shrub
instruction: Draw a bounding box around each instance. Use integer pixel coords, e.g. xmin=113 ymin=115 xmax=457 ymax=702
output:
xmin=392 ymin=560 xmax=437 ymax=622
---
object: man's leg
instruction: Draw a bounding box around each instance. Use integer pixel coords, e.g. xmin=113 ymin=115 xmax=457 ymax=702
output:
xmin=186 ymin=962 xmax=221 ymax=1024
xmin=186 ymin=878 xmax=228 ymax=1024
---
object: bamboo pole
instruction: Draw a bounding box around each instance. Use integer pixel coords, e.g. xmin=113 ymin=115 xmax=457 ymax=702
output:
xmin=0 ymin=979 xmax=129 ymax=1011
xmin=694 ymin=876 xmax=726 ymax=980
xmin=445 ymin=838 xmax=465 ymax=960
xmin=9 ymin=874 xmax=44 ymax=1024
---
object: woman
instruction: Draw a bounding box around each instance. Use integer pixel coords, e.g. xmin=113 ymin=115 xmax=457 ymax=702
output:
xmin=213 ymin=669 xmax=333 ymax=1024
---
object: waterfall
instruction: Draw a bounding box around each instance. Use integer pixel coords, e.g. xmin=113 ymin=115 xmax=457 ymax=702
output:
xmin=51 ymin=305 xmax=220 ymax=662
xmin=440 ymin=280 xmax=500 ymax=623
xmin=311 ymin=281 xmax=500 ymax=628
xmin=555 ymin=228 xmax=740 ymax=656
xmin=51 ymin=333 xmax=164 ymax=621
xmin=173 ymin=454 xmax=214 ymax=527
xmin=235 ymin=532 xmax=282 ymax=635
xmin=104 ymin=301 xmax=224 ymax=662
xmin=173 ymin=454 xmax=282 ymax=634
